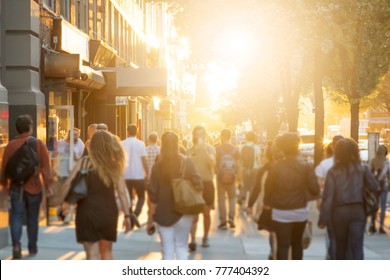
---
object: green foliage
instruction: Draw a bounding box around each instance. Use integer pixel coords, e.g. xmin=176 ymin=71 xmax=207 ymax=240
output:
xmin=325 ymin=0 xmax=390 ymax=101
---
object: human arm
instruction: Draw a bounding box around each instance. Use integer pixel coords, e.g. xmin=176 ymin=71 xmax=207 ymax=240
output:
xmin=117 ymin=176 xmax=132 ymax=233
xmin=142 ymin=156 xmax=149 ymax=181
xmin=59 ymin=158 xmax=84 ymax=203
xmin=197 ymin=144 xmax=216 ymax=168
xmin=318 ymin=171 xmax=336 ymax=228
xmin=184 ymin=157 xmax=203 ymax=191
xmin=263 ymin=164 xmax=275 ymax=208
xmin=315 ymin=163 xmax=326 ymax=210
xmin=248 ymin=164 xmax=267 ymax=209
xmin=377 ymin=160 xmax=389 ymax=183
xmin=38 ymin=140 xmax=54 ymax=196
xmin=307 ymin=165 xmax=321 ymax=199
xmin=141 ymin=143 xmax=149 ymax=180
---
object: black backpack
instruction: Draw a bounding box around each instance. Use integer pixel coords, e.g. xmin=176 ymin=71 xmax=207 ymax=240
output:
xmin=5 ymin=137 xmax=40 ymax=186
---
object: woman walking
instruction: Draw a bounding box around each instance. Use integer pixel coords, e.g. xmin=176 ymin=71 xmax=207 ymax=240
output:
xmin=62 ymin=130 xmax=132 ymax=259
xmin=319 ymin=138 xmax=378 ymax=259
xmin=147 ymin=132 xmax=202 ymax=260
xmin=264 ymin=133 xmax=320 ymax=260
xmin=368 ymin=145 xmax=389 ymax=234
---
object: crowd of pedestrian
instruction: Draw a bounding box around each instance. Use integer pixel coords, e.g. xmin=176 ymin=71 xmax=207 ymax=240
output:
xmin=0 ymin=114 xmax=388 ymax=260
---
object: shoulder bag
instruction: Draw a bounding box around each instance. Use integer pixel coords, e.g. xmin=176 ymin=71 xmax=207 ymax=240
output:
xmin=363 ymin=164 xmax=379 ymax=216
xmin=65 ymin=157 xmax=90 ymax=205
xmin=172 ymin=157 xmax=205 ymax=215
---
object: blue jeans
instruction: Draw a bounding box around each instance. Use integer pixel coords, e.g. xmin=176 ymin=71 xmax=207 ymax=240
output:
xmin=370 ymin=187 xmax=389 ymax=227
xmin=326 ymin=226 xmax=336 ymax=260
xmin=9 ymin=187 xmax=42 ymax=252
xmin=332 ymin=204 xmax=366 ymax=260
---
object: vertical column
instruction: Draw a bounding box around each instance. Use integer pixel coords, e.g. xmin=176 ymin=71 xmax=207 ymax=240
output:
xmin=0 ymin=0 xmax=9 ymax=250
xmin=2 ymin=0 xmax=45 ymax=139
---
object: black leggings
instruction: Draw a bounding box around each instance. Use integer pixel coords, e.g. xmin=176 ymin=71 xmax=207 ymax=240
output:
xmin=125 ymin=180 xmax=145 ymax=216
xmin=273 ymin=220 xmax=307 ymax=260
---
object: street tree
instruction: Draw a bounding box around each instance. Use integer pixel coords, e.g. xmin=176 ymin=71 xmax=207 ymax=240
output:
xmin=324 ymin=0 xmax=390 ymax=142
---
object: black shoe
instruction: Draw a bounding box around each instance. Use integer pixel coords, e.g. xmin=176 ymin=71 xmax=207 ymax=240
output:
xmin=229 ymin=221 xmax=236 ymax=229
xmin=28 ymin=249 xmax=37 ymax=257
xmin=188 ymin=242 xmax=197 ymax=252
xmin=218 ymin=223 xmax=228 ymax=230
xmin=368 ymin=225 xmax=376 ymax=235
xmin=12 ymin=246 xmax=22 ymax=260
xmin=379 ymin=227 xmax=386 ymax=234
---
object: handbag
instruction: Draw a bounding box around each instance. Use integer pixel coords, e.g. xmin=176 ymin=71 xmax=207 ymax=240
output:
xmin=302 ymin=221 xmax=313 ymax=249
xmin=364 ymin=188 xmax=379 ymax=216
xmin=257 ymin=207 xmax=272 ymax=231
xmin=363 ymin=165 xmax=379 ymax=216
xmin=65 ymin=157 xmax=90 ymax=205
xmin=172 ymin=157 xmax=205 ymax=215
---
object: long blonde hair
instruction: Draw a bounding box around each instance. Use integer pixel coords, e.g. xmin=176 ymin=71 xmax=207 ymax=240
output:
xmin=89 ymin=130 xmax=126 ymax=187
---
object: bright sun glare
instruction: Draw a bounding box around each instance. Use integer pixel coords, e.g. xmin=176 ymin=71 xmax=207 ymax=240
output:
xmin=215 ymin=26 xmax=256 ymax=63
xmin=205 ymin=62 xmax=238 ymax=107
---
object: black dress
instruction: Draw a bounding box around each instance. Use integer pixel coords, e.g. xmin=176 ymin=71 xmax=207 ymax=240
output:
xmin=75 ymin=170 xmax=118 ymax=243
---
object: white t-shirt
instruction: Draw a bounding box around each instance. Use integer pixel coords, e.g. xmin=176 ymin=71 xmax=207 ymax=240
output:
xmin=272 ymin=206 xmax=309 ymax=223
xmin=315 ymin=157 xmax=334 ymax=179
xmin=122 ymin=137 xmax=147 ymax=180
xmin=56 ymin=139 xmax=85 ymax=177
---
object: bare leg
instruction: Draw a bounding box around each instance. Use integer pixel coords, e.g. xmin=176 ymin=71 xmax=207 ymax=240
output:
xmin=82 ymin=242 xmax=100 ymax=260
xmin=203 ymin=206 xmax=211 ymax=239
xmin=99 ymin=240 xmax=113 ymax=260
xmin=190 ymin=215 xmax=199 ymax=244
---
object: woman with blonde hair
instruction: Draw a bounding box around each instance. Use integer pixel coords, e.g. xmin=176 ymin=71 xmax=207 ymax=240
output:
xmin=62 ymin=130 xmax=132 ymax=259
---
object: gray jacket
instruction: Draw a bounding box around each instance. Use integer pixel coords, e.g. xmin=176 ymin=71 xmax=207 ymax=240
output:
xmin=319 ymin=163 xmax=379 ymax=226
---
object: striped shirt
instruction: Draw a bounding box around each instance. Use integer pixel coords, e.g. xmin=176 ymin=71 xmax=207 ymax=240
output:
xmin=146 ymin=144 xmax=160 ymax=179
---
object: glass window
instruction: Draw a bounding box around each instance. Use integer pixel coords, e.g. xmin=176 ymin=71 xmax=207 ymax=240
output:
xmin=114 ymin=10 xmax=119 ymax=51
xmin=60 ymin=0 xmax=70 ymax=21
xmin=93 ymin=0 xmax=97 ymax=39
xmin=43 ymin=0 xmax=55 ymax=11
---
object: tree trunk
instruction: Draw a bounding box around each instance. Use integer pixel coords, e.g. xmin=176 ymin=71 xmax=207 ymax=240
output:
xmin=264 ymin=108 xmax=280 ymax=140
xmin=314 ymin=48 xmax=325 ymax=166
xmin=286 ymin=103 xmax=299 ymax=132
xmin=350 ymin=100 xmax=360 ymax=142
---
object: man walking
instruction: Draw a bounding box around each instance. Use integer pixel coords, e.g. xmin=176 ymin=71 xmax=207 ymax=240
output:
xmin=239 ymin=131 xmax=261 ymax=207
xmin=122 ymin=124 xmax=149 ymax=218
xmin=216 ymin=129 xmax=240 ymax=229
xmin=0 ymin=115 xmax=53 ymax=259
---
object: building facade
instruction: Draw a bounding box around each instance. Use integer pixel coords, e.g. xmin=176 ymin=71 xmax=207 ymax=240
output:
xmin=0 ymin=0 xmax=175 ymax=249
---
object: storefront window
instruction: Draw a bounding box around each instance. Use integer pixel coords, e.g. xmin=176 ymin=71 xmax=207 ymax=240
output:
xmin=0 ymin=103 xmax=9 ymax=242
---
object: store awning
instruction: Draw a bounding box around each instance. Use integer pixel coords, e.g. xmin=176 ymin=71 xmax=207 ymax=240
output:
xmin=66 ymin=66 xmax=105 ymax=90
xmin=89 ymin=40 xmax=117 ymax=68
xmin=115 ymin=68 xmax=167 ymax=96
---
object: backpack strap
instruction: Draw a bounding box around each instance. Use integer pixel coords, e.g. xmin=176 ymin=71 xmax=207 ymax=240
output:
xmin=26 ymin=137 xmax=40 ymax=186
xmin=26 ymin=137 xmax=40 ymax=163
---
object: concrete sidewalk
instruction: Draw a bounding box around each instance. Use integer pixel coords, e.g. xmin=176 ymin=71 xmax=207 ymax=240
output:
xmin=1 ymin=203 xmax=389 ymax=260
